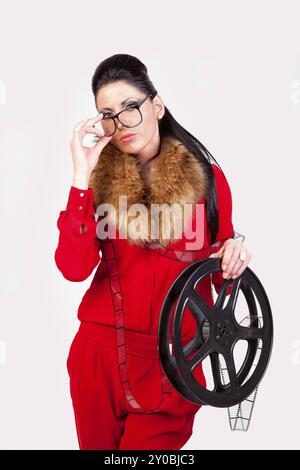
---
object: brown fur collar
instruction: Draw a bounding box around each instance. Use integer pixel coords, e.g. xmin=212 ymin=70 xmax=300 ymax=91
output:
xmin=89 ymin=136 xmax=209 ymax=247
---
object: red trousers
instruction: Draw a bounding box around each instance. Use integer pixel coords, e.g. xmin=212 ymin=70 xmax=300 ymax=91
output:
xmin=66 ymin=320 xmax=206 ymax=450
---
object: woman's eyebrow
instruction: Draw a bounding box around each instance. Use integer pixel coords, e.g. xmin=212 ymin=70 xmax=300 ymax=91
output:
xmin=99 ymin=97 xmax=139 ymax=112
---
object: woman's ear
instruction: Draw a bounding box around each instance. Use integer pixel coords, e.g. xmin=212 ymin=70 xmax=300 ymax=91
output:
xmin=153 ymin=94 xmax=165 ymax=119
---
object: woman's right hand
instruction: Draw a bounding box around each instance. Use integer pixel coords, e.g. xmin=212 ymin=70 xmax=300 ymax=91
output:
xmin=70 ymin=113 xmax=113 ymax=186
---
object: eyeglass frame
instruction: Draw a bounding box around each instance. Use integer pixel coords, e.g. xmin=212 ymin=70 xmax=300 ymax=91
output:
xmin=99 ymin=92 xmax=157 ymax=137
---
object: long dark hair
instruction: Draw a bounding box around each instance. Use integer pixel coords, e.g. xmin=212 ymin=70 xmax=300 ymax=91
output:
xmin=91 ymin=53 xmax=227 ymax=245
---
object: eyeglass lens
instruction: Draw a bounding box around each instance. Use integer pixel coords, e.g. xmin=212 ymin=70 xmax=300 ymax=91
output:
xmin=102 ymin=108 xmax=142 ymax=136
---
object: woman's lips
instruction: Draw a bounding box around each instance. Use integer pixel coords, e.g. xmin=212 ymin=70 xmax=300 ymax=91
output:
xmin=120 ymin=133 xmax=136 ymax=142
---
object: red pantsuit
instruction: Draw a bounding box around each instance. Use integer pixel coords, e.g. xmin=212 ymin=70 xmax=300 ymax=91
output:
xmin=54 ymin=137 xmax=234 ymax=450
xmin=66 ymin=321 xmax=206 ymax=450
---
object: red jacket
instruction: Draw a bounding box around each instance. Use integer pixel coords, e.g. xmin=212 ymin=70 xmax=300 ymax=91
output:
xmin=54 ymin=137 xmax=234 ymax=341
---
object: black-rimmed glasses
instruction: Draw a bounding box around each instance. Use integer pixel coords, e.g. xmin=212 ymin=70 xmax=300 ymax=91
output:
xmin=99 ymin=93 xmax=155 ymax=137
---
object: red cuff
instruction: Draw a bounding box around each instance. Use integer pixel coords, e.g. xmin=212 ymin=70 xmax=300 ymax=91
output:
xmin=66 ymin=186 xmax=95 ymax=216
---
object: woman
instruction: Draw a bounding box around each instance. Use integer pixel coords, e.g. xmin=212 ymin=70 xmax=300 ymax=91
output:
xmin=54 ymin=54 xmax=252 ymax=450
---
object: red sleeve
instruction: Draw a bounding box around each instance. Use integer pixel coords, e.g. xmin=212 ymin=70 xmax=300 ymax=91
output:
xmin=210 ymin=165 xmax=235 ymax=296
xmin=54 ymin=185 xmax=101 ymax=281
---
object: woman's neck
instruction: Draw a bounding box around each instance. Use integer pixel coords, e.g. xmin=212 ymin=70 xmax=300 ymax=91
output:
xmin=140 ymin=140 xmax=162 ymax=182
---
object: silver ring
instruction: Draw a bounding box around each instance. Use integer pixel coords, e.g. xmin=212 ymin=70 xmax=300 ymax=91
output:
xmin=239 ymin=251 xmax=246 ymax=262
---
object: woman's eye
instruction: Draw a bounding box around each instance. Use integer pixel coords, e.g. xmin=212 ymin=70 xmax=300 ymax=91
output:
xmin=103 ymin=103 xmax=138 ymax=118
xmin=126 ymin=102 xmax=138 ymax=109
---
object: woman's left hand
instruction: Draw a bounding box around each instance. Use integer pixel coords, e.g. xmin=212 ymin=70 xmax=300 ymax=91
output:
xmin=208 ymin=238 xmax=252 ymax=280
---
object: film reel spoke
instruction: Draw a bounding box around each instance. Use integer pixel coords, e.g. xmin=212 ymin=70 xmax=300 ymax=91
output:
xmin=225 ymin=276 xmax=243 ymax=313
xmin=188 ymin=288 xmax=212 ymax=322
xmin=236 ymin=325 xmax=264 ymax=340
xmin=187 ymin=338 xmax=213 ymax=369
xmin=214 ymin=278 xmax=234 ymax=311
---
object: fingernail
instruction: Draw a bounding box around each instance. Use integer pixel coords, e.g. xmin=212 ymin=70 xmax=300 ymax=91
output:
xmin=232 ymin=274 xmax=237 ymax=279
xmin=223 ymin=273 xmax=228 ymax=279
xmin=222 ymin=264 xmax=227 ymax=270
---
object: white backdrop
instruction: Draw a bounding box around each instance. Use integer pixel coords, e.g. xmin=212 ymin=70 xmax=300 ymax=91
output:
xmin=0 ymin=0 xmax=299 ymax=450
